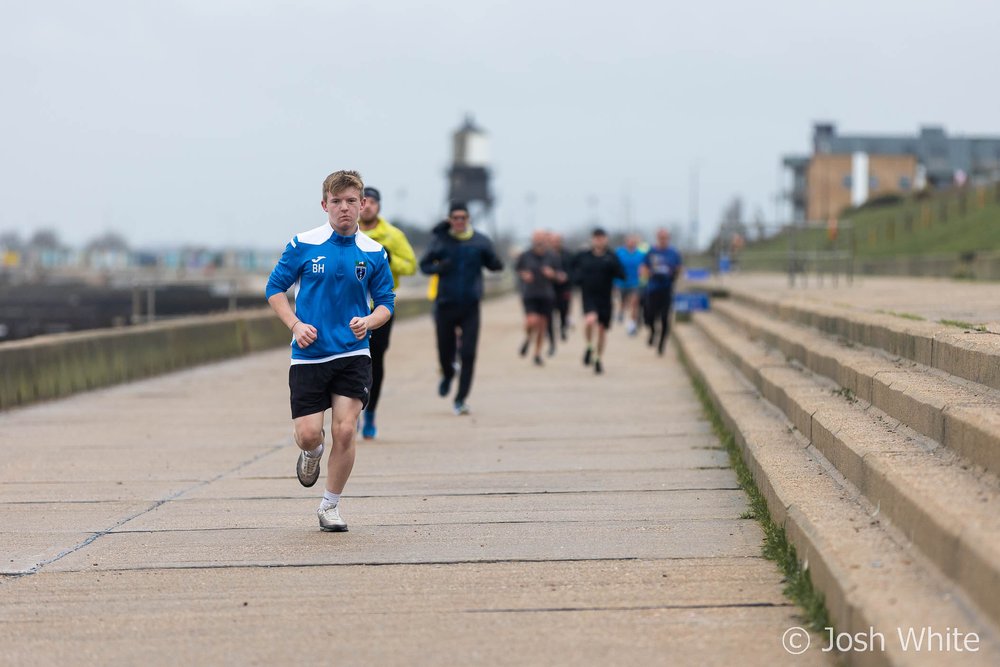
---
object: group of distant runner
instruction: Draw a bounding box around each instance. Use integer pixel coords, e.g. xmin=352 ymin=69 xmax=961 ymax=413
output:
xmin=516 ymin=227 xmax=684 ymax=373
xmin=265 ymin=170 xmax=682 ymax=532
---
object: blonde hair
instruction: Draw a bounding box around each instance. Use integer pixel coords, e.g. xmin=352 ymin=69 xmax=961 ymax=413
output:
xmin=322 ymin=170 xmax=364 ymax=201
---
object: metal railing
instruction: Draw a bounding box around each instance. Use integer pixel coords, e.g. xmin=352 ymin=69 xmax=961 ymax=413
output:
xmin=785 ymin=219 xmax=855 ymax=287
xmin=717 ymin=220 xmax=856 ymax=287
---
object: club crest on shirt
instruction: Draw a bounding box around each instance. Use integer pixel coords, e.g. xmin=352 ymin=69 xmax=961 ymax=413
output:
xmin=355 ymin=261 xmax=367 ymax=281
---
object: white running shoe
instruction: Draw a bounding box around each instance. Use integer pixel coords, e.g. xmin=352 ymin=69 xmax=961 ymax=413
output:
xmin=296 ymin=432 xmax=324 ymax=488
xmin=318 ymin=503 xmax=348 ymax=532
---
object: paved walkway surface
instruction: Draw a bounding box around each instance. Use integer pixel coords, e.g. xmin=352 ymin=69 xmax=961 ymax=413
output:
xmin=712 ymin=272 xmax=1000 ymax=326
xmin=0 ymin=296 xmax=831 ymax=666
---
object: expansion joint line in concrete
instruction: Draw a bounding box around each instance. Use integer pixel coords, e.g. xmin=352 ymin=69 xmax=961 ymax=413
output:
xmin=9 ymin=442 xmax=287 ymax=578
xmin=461 ymin=601 xmax=795 ymax=614
xmin=0 ymin=486 xmax=745 ymax=506
xmin=38 ymin=554 xmax=773 ymax=575
xmin=105 ymin=515 xmax=747 ymax=535
xmin=164 ymin=487 xmax=745 ymax=501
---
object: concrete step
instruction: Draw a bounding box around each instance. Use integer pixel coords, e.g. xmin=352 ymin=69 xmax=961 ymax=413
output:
xmin=674 ymin=322 xmax=1000 ymax=665
xmin=690 ymin=310 xmax=1000 ymax=631
xmin=717 ymin=284 xmax=1000 ymax=392
xmin=711 ymin=298 xmax=1000 ymax=475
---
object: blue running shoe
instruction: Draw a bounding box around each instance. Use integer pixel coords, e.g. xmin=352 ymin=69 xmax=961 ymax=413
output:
xmin=362 ymin=411 xmax=377 ymax=440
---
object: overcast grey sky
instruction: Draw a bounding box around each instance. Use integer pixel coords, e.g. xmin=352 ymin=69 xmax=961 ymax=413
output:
xmin=3 ymin=0 xmax=998 ymax=249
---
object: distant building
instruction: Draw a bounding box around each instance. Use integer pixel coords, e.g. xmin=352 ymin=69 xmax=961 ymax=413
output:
xmin=783 ymin=123 xmax=1000 ymax=221
xmin=25 ymin=230 xmax=74 ymax=269
xmin=447 ymin=114 xmax=492 ymax=209
xmin=84 ymin=231 xmax=132 ymax=270
xmin=444 ymin=114 xmax=501 ymax=243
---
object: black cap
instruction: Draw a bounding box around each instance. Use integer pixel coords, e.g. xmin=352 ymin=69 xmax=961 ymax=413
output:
xmin=449 ymin=201 xmax=469 ymax=214
xmin=591 ymin=227 xmax=608 ymax=237
xmin=363 ymin=187 xmax=381 ymax=202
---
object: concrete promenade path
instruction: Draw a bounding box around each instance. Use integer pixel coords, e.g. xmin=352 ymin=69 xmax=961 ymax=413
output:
xmin=0 ymin=296 xmax=831 ymax=666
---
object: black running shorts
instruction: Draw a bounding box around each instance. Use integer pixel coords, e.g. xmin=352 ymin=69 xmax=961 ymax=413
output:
xmin=582 ymin=294 xmax=613 ymax=328
xmin=522 ymin=296 xmax=554 ymax=317
xmin=288 ymin=354 xmax=372 ymax=418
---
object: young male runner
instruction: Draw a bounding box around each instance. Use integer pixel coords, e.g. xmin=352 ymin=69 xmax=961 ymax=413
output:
xmin=357 ymin=186 xmax=416 ymax=440
xmin=573 ymin=228 xmax=625 ymax=375
xmin=265 ymin=170 xmax=395 ymax=532
xmin=419 ymin=202 xmax=504 ymax=415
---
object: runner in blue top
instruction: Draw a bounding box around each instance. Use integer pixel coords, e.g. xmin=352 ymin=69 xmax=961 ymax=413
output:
xmin=614 ymin=234 xmax=647 ymax=336
xmin=641 ymin=228 xmax=683 ymax=356
xmin=265 ymin=170 xmax=395 ymax=532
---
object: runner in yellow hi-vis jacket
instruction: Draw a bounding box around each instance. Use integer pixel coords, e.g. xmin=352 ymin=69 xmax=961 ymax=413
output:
xmin=358 ymin=187 xmax=417 ymax=439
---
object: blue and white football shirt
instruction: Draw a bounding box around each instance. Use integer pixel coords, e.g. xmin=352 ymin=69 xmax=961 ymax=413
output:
xmin=265 ymin=224 xmax=395 ymax=364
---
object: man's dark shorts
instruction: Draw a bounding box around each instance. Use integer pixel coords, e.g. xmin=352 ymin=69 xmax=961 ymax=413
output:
xmin=289 ymin=354 xmax=372 ymax=418
xmin=582 ymin=294 xmax=613 ymax=328
xmin=522 ymin=296 xmax=554 ymax=317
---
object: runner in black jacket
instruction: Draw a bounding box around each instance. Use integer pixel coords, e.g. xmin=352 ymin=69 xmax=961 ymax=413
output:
xmin=573 ymin=228 xmax=625 ymax=375
xmin=419 ymin=202 xmax=505 ymax=415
